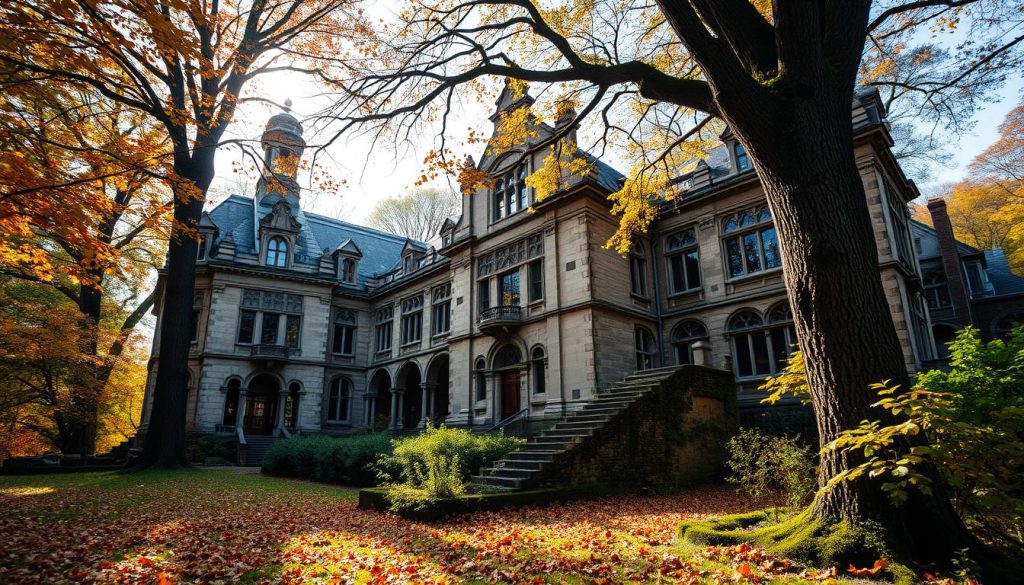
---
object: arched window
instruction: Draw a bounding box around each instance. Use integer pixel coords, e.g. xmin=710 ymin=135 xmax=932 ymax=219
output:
xmin=728 ymin=306 xmax=796 ymax=380
xmin=266 ymin=237 xmax=288 ymax=267
xmin=722 ymin=206 xmax=779 ymax=278
xmin=672 ymin=320 xmax=708 ymax=365
xmin=222 ymin=378 xmax=241 ymax=426
xmin=629 ymin=241 xmax=648 ymax=297
xmin=341 ymin=258 xmax=357 ymax=283
xmin=531 ymin=347 xmax=546 ymax=394
xmin=494 ymin=345 xmax=521 ymax=368
xmin=635 ymin=327 xmax=656 ymax=370
xmin=284 ymin=382 xmax=300 ymax=428
xmin=326 ymin=378 xmax=351 ymax=422
xmin=475 ymin=358 xmax=487 ymax=401
xmin=735 ymin=143 xmax=751 ymax=171
xmin=666 ymin=230 xmax=701 ymax=294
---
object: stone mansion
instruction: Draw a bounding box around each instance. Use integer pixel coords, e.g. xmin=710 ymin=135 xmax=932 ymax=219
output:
xmin=140 ymin=83 xmax=1021 ymax=447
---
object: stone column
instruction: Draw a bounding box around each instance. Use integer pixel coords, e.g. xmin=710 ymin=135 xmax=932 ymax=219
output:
xmin=275 ymin=391 xmax=288 ymax=433
xmin=390 ymin=387 xmax=402 ymax=430
xmin=419 ymin=383 xmax=434 ymax=428
xmin=691 ymin=341 xmax=713 ymax=367
xmin=365 ymin=397 xmax=374 ymax=427
xmin=235 ymin=390 xmax=248 ymax=429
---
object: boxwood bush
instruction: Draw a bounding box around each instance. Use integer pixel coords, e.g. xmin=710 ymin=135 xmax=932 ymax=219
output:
xmin=261 ymin=433 xmax=393 ymax=486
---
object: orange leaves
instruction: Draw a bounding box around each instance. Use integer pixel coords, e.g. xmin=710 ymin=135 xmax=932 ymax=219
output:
xmin=847 ymin=558 xmax=890 ymax=577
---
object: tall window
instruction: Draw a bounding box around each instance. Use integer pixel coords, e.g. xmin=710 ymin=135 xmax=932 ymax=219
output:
xmin=326 ymin=378 xmax=351 ymax=422
xmin=475 ymin=358 xmax=487 ymax=401
xmin=531 ymin=347 xmax=546 ymax=394
xmin=197 ymin=236 xmax=207 ymax=260
xmin=728 ymin=306 xmax=796 ymax=380
xmin=266 ymin=237 xmax=288 ymax=267
xmin=635 ymin=327 xmax=656 ymax=370
xmin=400 ymin=294 xmax=423 ymax=346
xmin=432 ymin=283 xmax=452 ymax=336
xmin=883 ymin=177 xmax=915 ymax=268
xmin=528 ymin=260 xmax=544 ymax=302
xmin=499 ymin=269 xmax=521 ymax=306
xmin=666 ymin=230 xmax=701 ymax=294
xmin=284 ymin=382 xmax=300 ymax=428
xmin=723 ymin=206 xmax=780 ymax=279
xmin=340 ymin=258 xmax=357 ymax=283
xmin=672 ymin=320 xmax=708 ymax=365
xmin=629 ymin=243 xmax=648 ymax=297
xmin=331 ymin=310 xmax=357 ymax=356
xmin=923 ymin=273 xmax=951 ymax=309
xmin=493 ymin=164 xmax=527 ymax=220
xmin=375 ymin=307 xmax=393 ymax=354
xmin=237 ymin=289 xmax=303 ymax=348
xmin=191 ymin=289 xmax=204 ymax=343
xmin=478 ymin=279 xmax=490 ymax=312
xmin=735 ymin=143 xmax=751 ymax=171
xmin=222 ymin=378 xmax=241 ymax=426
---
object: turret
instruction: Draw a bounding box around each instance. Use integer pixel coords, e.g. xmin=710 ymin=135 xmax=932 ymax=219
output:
xmin=256 ymin=99 xmax=306 ymax=208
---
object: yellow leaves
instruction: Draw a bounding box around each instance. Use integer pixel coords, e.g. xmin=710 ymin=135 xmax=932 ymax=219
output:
xmin=525 ymin=139 xmax=593 ymax=204
xmin=488 ymin=106 xmax=538 ymax=155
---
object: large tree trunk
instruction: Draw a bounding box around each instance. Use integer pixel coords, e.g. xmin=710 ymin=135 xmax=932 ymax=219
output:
xmin=735 ymin=89 xmax=975 ymax=560
xmin=134 ymin=158 xmax=211 ymax=469
xmin=63 ymin=283 xmax=104 ymax=459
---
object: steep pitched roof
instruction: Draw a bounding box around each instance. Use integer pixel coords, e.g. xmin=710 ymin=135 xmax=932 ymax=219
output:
xmin=983 ymin=249 xmax=1024 ymax=298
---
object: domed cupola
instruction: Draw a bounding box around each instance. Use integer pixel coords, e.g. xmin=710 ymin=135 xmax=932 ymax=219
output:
xmin=256 ymin=99 xmax=306 ymax=207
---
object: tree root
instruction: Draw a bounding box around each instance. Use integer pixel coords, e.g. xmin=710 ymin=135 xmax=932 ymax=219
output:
xmin=677 ymin=508 xmax=917 ymax=585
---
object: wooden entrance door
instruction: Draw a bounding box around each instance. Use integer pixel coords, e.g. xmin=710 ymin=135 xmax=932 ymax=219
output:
xmin=243 ymin=394 xmax=275 ymax=435
xmin=500 ymin=370 xmax=520 ymax=420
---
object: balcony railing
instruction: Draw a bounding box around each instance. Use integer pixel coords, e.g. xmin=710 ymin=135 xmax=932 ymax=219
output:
xmin=250 ymin=344 xmax=289 ymax=361
xmin=478 ymin=305 xmax=522 ymax=334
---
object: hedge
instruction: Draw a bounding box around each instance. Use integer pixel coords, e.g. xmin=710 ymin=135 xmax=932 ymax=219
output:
xmin=261 ymin=433 xmax=393 ymax=486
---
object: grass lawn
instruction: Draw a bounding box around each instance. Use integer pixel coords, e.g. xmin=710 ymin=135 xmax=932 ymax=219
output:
xmin=0 ymin=469 xmax=861 ymax=584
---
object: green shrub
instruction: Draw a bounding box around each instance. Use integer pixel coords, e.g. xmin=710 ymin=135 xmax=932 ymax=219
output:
xmin=185 ymin=434 xmax=237 ymax=464
xmin=262 ymin=433 xmax=393 ymax=486
xmin=377 ymin=425 xmax=524 ymax=512
xmin=726 ymin=427 xmax=816 ymax=513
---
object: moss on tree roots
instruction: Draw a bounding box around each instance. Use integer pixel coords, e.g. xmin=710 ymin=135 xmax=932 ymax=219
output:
xmin=677 ymin=507 xmax=918 ymax=585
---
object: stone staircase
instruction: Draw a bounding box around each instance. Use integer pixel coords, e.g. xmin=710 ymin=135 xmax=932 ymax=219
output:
xmin=240 ymin=435 xmax=276 ymax=466
xmin=472 ymin=367 xmax=683 ymax=490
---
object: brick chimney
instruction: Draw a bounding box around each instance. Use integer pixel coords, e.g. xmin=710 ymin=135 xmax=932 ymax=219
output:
xmin=926 ymin=198 xmax=972 ymax=326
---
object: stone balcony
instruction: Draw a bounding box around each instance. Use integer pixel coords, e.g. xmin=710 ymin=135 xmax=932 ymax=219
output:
xmin=478 ymin=305 xmax=522 ymax=336
xmin=250 ymin=344 xmax=289 ymax=363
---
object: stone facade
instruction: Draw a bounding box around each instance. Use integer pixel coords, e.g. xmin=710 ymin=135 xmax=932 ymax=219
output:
xmin=142 ymin=86 xmax=957 ymax=444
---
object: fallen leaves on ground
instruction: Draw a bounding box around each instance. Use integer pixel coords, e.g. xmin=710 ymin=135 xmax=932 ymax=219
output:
xmin=0 ymin=470 xmax=914 ymax=583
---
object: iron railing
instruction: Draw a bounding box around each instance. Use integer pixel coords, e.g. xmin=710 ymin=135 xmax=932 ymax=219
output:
xmin=250 ymin=344 xmax=289 ymax=360
xmin=479 ymin=305 xmax=522 ymax=326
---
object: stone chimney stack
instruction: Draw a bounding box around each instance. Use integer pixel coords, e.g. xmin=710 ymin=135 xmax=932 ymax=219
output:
xmin=926 ymin=198 xmax=973 ymax=325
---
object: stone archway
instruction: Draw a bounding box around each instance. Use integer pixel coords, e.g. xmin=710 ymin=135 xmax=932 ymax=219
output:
xmin=244 ymin=374 xmax=279 ymax=435
xmin=395 ymin=362 xmax=422 ymax=430
xmin=426 ymin=354 xmax=450 ymax=425
xmin=368 ymin=369 xmax=392 ymax=432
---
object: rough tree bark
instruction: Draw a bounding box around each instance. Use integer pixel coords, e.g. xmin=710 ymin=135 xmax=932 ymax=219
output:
xmin=133 ymin=157 xmax=213 ymax=469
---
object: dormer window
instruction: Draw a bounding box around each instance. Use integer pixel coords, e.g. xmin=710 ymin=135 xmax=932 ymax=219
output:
xmin=266 ymin=237 xmax=288 ymax=267
xmin=735 ymin=143 xmax=751 ymax=172
xmin=403 ymin=254 xmax=416 ymax=275
xmin=340 ymin=258 xmax=357 ymax=283
xmin=197 ymin=236 xmax=207 ymax=260
xmin=493 ymin=164 xmax=527 ymax=221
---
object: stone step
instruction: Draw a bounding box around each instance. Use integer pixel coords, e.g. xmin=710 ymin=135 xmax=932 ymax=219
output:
xmin=479 ymin=466 xmax=535 ymax=479
xmin=525 ymin=437 xmax=577 ymax=448
xmin=554 ymin=421 xmax=604 ymax=431
xmin=504 ymin=450 xmax=560 ymax=460
xmin=470 ymin=475 xmax=526 ymax=489
xmin=562 ymin=414 xmax=613 ymax=424
xmin=540 ymin=429 xmax=593 ymax=439
xmin=492 ymin=458 xmax=548 ymax=470
xmin=578 ymin=406 xmax=627 ymax=416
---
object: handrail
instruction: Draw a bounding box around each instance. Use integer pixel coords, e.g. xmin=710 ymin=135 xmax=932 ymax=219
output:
xmin=236 ymin=424 xmax=247 ymax=446
xmin=479 ymin=305 xmax=522 ymax=323
xmin=487 ymin=407 xmax=529 ymax=433
xmin=280 ymin=426 xmax=293 ymax=439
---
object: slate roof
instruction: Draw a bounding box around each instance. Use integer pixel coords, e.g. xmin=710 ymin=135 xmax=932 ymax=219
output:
xmin=207 ymin=194 xmax=424 ymax=288
xmin=580 ymin=152 xmax=626 ymax=193
xmin=982 ymin=248 xmax=1024 ymax=298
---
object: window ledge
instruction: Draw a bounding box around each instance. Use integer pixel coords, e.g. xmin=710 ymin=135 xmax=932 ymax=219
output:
xmin=400 ymin=341 xmax=422 ymax=349
xmin=331 ymin=353 xmax=356 ymax=358
xmin=726 ymin=267 xmax=783 ymax=285
xmin=667 ymin=288 xmax=702 ymax=299
xmin=629 ymin=293 xmax=651 ymax=303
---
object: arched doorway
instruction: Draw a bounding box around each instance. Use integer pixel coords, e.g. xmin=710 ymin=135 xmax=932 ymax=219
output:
xmin=426 ymin=354 xmax=450 ymax=425
xmin=493 ymin=345 xmax=522 ymax=420
xmin=244 ymin=374 xmax=279 ymax=435
xmin=369 ymin=370 xmax=392 ymax=431
xmin=396 ymin=362 xmax=422 ymax=429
